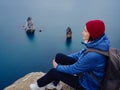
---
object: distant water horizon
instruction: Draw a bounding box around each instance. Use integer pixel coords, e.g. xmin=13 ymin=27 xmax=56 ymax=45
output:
xmin=0 ymin=0 xmax=120 ymax=89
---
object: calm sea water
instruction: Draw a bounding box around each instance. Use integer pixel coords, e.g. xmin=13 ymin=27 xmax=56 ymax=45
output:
xmin=0 ymin=0 xmax=120 ymax=89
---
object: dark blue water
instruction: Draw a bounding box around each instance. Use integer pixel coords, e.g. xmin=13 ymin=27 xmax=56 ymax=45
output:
xmin=0 ymin=0 xmax=120 ymax=89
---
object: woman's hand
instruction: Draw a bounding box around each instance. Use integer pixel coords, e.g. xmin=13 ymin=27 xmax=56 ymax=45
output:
xmin=53 ymin=59 xmax=58 ymax=68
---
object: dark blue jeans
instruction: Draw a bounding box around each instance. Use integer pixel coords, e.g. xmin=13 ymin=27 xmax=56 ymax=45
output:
xmin=37 ymin=53 xmax=84 ymax=90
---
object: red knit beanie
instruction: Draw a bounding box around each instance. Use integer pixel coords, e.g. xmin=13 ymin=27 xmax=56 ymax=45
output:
xmin=86 ymin=20 xmax=105 ymax=40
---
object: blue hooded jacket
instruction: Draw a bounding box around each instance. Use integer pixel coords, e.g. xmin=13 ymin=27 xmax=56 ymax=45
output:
xmin=56 ymin=34 xmax=110 ymax=90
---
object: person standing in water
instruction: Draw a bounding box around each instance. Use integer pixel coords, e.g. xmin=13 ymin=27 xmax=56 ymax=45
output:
xmin=30 ymin=20 xmax=110 ymax=90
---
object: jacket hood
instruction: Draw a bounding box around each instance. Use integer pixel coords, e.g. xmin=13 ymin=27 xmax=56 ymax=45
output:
xmin=82 ymin=34 xmax=110 ymax=51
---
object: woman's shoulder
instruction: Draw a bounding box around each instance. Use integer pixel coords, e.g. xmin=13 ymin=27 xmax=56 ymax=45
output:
xmin=84 ymin=51 xmax=107 ymax=61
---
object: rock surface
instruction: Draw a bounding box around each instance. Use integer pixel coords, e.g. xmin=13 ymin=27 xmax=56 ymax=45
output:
xmin=4 ymin=72 xmax=73 ymax=90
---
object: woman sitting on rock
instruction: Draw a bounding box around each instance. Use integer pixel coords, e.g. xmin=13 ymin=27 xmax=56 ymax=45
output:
xmin=30 ymin=20 xmax=110 ymax=90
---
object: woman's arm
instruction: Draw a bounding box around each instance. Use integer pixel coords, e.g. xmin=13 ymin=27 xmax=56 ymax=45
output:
xmin=56 ymin=52 xmax=105 ymax=75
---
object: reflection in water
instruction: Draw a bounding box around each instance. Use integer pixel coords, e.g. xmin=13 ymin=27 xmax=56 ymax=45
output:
xmin=66 ymin=38 xmax=72 ymax=47
xmin=26 ymin=31 xmax=35 ymax=41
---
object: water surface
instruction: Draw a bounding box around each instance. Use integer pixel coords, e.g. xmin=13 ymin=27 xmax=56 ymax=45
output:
xmin=0 ymin=0 xmax=120 ymax=89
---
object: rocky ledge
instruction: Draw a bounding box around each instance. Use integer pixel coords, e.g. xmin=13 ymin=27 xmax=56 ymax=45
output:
xmin=4 ymin=72 xmax=73 ymax=90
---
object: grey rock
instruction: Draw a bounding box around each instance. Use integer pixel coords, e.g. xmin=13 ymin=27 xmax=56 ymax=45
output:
xmin=4 ymin=72 xmax=74 ymax=90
